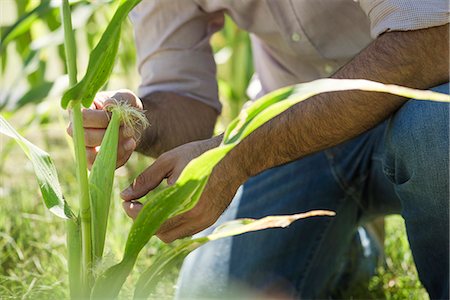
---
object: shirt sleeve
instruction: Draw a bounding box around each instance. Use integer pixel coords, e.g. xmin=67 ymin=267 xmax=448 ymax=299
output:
xmin=359 ymin=0 xmax=449 ymax=38
xmin=129 ymin=1 xmax=224 ymax=112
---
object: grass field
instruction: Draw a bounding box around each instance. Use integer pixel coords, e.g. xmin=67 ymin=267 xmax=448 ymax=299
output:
xmin=0 ymin=106 xmax=428 ymax=299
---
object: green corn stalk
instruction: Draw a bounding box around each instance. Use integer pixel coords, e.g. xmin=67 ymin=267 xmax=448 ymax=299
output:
xmin=61 ymin=0 xmax=94 ymax=295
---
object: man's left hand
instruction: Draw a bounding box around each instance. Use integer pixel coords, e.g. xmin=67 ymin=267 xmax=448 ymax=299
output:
xmin=120 ymin=136 xmax=244 ymax=243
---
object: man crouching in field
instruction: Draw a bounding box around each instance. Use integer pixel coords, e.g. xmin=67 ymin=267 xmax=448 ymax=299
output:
xmin=69 ymin=1 xmax=449 ymax=298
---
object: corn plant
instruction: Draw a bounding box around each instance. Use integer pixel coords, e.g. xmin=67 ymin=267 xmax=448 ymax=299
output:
xmin=1 ymin=0 xmax=449 ymax=299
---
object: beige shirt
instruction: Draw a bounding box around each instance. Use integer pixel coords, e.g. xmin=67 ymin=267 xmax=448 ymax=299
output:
xmin=130 ymin=0 xmax=449 ymax=113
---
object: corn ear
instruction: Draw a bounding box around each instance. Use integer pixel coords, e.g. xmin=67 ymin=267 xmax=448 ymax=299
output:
xmin=89 ymin=111 xmax=120 ymax=261
xmin=89 ymin=101 xmax=148 ymax=261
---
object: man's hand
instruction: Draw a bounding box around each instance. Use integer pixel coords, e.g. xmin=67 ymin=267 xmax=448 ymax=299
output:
xmin=120 ymin=136 xmax=239 ymax=243
xmin=67 ymin=90 xmax=219 ymax=169
xmin=66 ymin=89 xmax=143 ymax=169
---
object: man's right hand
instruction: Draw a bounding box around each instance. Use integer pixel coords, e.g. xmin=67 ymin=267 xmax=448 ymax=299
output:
xmin=66 ymin=89 xmax=143 ymax=169
xmin=66 ymin=90 xmax=219 ymax=169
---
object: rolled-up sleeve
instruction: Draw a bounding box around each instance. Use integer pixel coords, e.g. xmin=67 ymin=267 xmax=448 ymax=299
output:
xmin=130 ymin=1 xmax=224 ymax=112
xmin=359 ymin=0 xmax=449 ymax=38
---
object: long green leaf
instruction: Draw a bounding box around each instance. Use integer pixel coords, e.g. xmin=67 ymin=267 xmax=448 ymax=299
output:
xmin=91 ymin=179 xmax=207 ymax=298
xmin=222 ymin=86 xmax=295 ymax=143
xmin=61 ymin=0 xmax=142 ymax=109
xmin=133 ymin=210 xmax=335 ymax=298
xmin=89 ymin=111 xmax=120 ymax=260
xmin=93 ymin=79 xmax=450 ymax=298
xmin=0 ymin=115 xmax=74 ymax=219
xmin=225 ymin=79 xmax=450 ymax=144
xmin=0 ymin=1 xmax=52 ymax=52
xmin=14 ymin=81 xmax=54 ymax=110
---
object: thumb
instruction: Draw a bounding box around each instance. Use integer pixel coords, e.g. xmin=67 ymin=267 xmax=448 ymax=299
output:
xmin=120 ymin=159 xmax=171 ymax=201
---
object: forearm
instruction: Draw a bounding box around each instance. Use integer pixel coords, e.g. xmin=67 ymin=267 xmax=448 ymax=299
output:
xmin=136 ymin=92 xmax=219 ymax=157
xmin=224 ymin=24 xmax=449 ymax=183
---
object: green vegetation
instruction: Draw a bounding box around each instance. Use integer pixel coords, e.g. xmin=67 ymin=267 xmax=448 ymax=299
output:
xmin=0 ymin=1 xmax=445 ymax=299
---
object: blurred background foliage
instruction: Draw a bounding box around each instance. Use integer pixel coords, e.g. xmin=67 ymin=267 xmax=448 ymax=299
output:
xmin=0 ymin=1 xmax=427 ymax=299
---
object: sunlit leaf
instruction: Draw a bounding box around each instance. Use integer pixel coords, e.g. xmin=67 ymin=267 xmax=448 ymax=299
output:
xmin=0 ymin=115 xmax=74 ymax=219
xmin=60 ymin=0 xmax=142 ymax=109
xmin=133 ymin=210 xmax=335 ymax=298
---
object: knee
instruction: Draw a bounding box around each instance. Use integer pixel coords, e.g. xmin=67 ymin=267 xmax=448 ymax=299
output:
xmin=383 ymin=83 xmax=449 ymax=184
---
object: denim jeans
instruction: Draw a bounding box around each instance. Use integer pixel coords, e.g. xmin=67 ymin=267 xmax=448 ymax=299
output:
xmin=176 ymin=83 xmax=449 ymax=299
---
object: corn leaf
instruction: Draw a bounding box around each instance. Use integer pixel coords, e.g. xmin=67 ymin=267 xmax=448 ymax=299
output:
xmin=15 ymin=81 xmax=54 ymax=109
xmin=0 ymin=115 xmax=74 ymax=219
xmin=61 ymin=0 xmax=142 ymax=109
xmin=92 ymin=79 xmax=450 ymax=299
xmin=0 ymin=1 xmax=52 ymax=52
xmin=89 ymin=111 xmax=120 ymax=260
xmin=222 ymin=86 xmax=295 ymax=144
xmin=225 ymin=79 xmax=450 ymax=145
xmin=133 ymin=210 xmax=335 ymax=298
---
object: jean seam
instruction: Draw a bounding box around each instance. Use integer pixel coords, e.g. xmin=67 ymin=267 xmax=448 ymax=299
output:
xmin=296 ymin=196 xmax=349 ymax=297
xmin=324 ymin=152 xmax=366 ymax=211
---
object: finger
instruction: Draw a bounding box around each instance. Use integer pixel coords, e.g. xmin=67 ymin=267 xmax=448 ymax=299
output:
xmin=120 ymin=157 xmax=172 ymax=201
xmin=156 ymin=213 xmax=188 ymax=235
xmin=84 ymin=128 xmax=106 ymax=147
xmin=116 ymin=138 xmax=136 ymax=168
xmin=92 ymin=98 xmax=104 ymax=109
xmin=167 ymin=166 xmax=184 ymax=185
xmin=82 ymin=109 xmax=110 ymax=129
xmin=157 ymin=220 xmax=212 ymax=243
xmin=93 ymin=92 xmax=112 ymax=108
xmin=155 ymin=203 xmax=210 ymax=236
xmin=66 ymin=122 xmax=73 ymax=137
xmin=122 ymin=201 xmax=143 ymax=220
xmin=112 ymin=90 xmax=142 ymax=109
xmin=86 ymin=147 xmax=97 ymax=170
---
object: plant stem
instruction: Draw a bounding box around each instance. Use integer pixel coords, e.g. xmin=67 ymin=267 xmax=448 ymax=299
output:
xmin=66 ymin=219 xmax=82 ymax=299
xmin=61 ymin=0 xmax=93 ymax=296
xmin=61 ymin=0 xmax=77 ymax=86
xmin=72 ymin=102 xmax=93 ymax=292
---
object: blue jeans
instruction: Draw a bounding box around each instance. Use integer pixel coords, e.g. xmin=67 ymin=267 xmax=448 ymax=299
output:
xmin=176 ymin=83 xmax=449 ymax=299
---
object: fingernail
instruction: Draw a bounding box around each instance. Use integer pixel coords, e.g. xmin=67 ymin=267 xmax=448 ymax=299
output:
xmin=124 ymin=138 xmax=136 ymax=151
xmin=121 ymin=187 xmax=133 ymax=198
